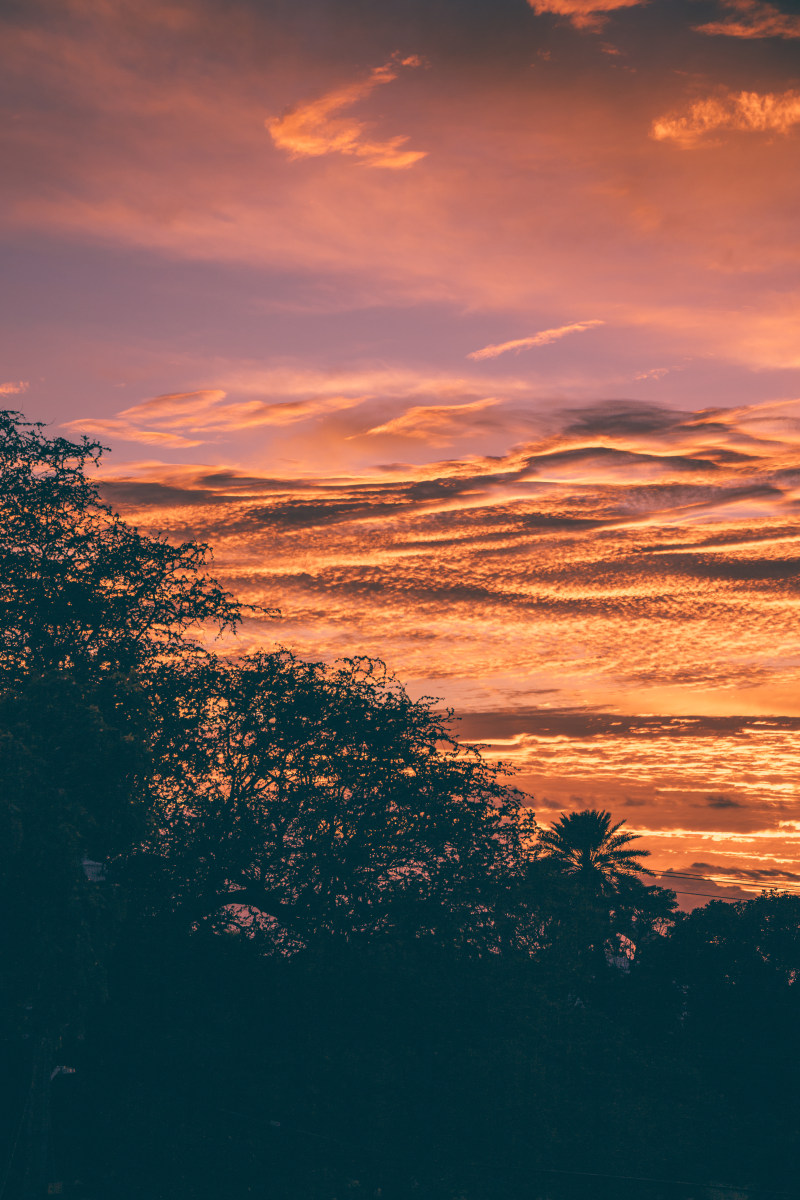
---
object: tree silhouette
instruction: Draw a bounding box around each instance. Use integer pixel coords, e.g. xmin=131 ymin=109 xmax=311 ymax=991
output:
xmin=0 ymin=671 xmax=148 ymax=1035
xmin=0 ymin=409 xmax=276 ymax=1043
xmin=531 ymin=810 xmax=661 ymax=979
xmin=0 ymin=410 xmax=259 ymax=687
xmin=0 ymin=411 xmax=269 ymax=1196
xmin=538 ymin=808 xmax=652 ymax=895
xmin=133 ymin=651 xmax=537 ymax=953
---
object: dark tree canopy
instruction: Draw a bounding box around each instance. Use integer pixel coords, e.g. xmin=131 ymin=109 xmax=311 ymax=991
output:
xmin=0 ymin=410 xmax=257 ymax=686
xmin=663 ymin=891 xmax=800 ymax=995
xmin=0 ymin=409 xmax=264 ymax=1033
xmin=0 ymin=672 xmax=148 ymax=1033
xmin=135 ymin=652 xmax=538 ymax=953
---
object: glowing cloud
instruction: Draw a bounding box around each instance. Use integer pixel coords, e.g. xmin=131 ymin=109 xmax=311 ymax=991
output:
xmin=67 ymin=391 xmax=227 ymax=447
xmin=527 ymin=0 xmax=643 ymax=31
xmin=95 ymin=391 xmax=800 ymax=879
xmin=651 ymin=89 xmax=800 ymax=145
xmin=67 ymin=389 xmax=373 ymax=447
xmin=695 ymin=0 xmax=800 ymax=39
xmin=66 ymin=418 xmax=204 ymax=449
xmin=0 ymin=380 xmax=28 ymax=395
xmin=119 ymin=390 xmax=227 ymax=424
xmin=468 ymin=321 xmax=604 ymax=361
xmin=361 ymin=397 xmax=501 ymax=443
xmin=267 ymin=56 xmax=426 ymax=169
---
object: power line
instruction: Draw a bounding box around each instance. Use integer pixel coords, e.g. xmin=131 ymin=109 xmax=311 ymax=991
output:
xmin=667 ymin=887 xmax=742 ymax=900
xmin=659 ymin=881 xmax=800 ymax=903
xmin=639 ymin=867 xmax=800 ymax=902
xmin=656 ymin=868 xmax=800 ymax=891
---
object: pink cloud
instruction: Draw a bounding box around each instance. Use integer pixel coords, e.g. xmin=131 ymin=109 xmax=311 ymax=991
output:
xmin=468 ymin=321 xmax=604 ymax=361
xmin=68 ymin=388 xmax=374 ymax=447
xmin=65 ymin=418 xmax=204 ymax=449
xmin=0 ymin=380 xmax=28 ymax=395
xmin=360 ymin=397 xmax=502 ymax=444
xmin=119 ymin=389 xmax=227 ymax=424
xmin=2 ymin=0 xmax=800 ymax=378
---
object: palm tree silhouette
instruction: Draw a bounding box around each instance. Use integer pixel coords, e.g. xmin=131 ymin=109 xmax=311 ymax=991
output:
xmin=538 ymin=809 xmax=651 ymax=896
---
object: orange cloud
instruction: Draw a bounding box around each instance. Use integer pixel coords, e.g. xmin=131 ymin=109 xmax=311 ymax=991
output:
xmin=67 ymin=391 xmax=226 ymax=447
xmin=527 ymin=0 xmax=643 ymax=31
xmin=468 ymin=321 xmax=604 ymax=361
xmin=118 ymin=389 xmax=227 ymax=424
xmin=651 ymin=89 xmax=800 ymax=145
xmin=219 ymin=394 xmax=371 ymax=430
xmin=267 ymin=56 xmax=427 ymax=170
xmin=68 ymin=388 xmax=374 ymax=447
xmin=95 ymin=393 xmax=800 ymax=865
xmin=360 ymin=397 xmax=502 ymax=443
xmin=0 ymin=380 xmax=28 ymax=395
xmin=66 ymin=418 xmax=204 ymax=449
xmin=695 ymin=0 xmax=800 ymax=38
xmin=97 ymin=395 xmax=800 ymax=767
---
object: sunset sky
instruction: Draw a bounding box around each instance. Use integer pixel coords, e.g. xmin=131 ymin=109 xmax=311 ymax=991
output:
xmin=3 ymin=0 xmax=800 ymax=902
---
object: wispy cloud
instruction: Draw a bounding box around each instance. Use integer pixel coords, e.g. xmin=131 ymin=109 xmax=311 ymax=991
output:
xmin=118 ymin=390 xmax=227 ymax=425
xmin=651 ymin=89 xmax=800 ymax=145
xmin=0 ymin=380 xmax=29 ymax=396
xmin=120 ymin=389 xmax=369 ymax=431
xmin=66 ymin=418 xmax=205 ymax=449
xmin=67 ymin=391 xmax=225 ymax=447
xmin=360 ymin=397 xmax=502 ymax=444
xmin=66 ymin=388 xmax=373 ymax=447
xmin=635 ymin=367 xmax=671 ymax=381
xmin=695 ymin=0 xmax=800 ymax=39
xmin=527 ymin=0 xmax=643 ymax=32
xmin=267 ymin=55 xmax=427 ymax=169
xmin=3 ymin=0 xmax=799 ymax=359
xmin=468 ymin=321 xmax=604 ymax=361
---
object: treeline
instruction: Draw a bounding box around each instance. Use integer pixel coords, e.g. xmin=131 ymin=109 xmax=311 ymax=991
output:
xmin=1 ymin=411 xmax=799 ymax=1200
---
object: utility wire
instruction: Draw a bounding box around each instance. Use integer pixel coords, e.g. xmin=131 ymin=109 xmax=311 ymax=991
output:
xmin=637 ymin=867 xmax=800 ymax=902
xmin=655 ymin=869 xmax=800 ymax=891
xmin=666 ymin=887 xmax=744 ymax=900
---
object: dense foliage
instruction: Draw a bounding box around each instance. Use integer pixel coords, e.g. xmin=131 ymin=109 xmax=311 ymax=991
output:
xmin=0 ymin=411 xmax=250 ymax=685
xmin=135 ymin=652 xmax=536 ymax=953
xmin=2 ymin=411 xmax=798 ymax=1200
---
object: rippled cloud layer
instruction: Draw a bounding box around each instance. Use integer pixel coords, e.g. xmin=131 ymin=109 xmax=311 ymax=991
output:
xmin=95 ymin=387 xmax=800 ymax=880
